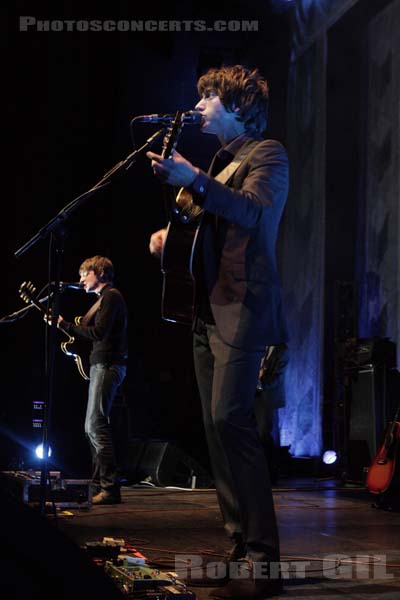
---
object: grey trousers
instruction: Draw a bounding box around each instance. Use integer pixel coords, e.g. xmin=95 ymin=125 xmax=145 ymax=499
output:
xmin=193 ymin=320 xmax=280 ymax=562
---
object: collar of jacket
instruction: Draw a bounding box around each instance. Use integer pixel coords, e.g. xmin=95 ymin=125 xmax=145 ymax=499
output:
xmin=214 ymin=133 xmax=263 ymax=164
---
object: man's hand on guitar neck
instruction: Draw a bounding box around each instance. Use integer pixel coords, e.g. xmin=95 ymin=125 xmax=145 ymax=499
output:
xmin=149 ymin=228 xmax=168 ymax=259
xmin=43 ymin=308 xmax=64 ymax=328
xmin=147 ymin=149 xmax=199 ymax=187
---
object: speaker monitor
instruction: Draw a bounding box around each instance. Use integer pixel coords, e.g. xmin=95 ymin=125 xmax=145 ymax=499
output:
xmin=347 ymin=365 xmax=388 ymax=480
xmin=349 ymin=367 xmax=380 ymax=455
xmin=134 ymin=441 xmax=213 ymax=488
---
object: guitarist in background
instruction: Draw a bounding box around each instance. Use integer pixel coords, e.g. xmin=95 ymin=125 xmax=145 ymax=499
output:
xmin=56 ymin=255 xmax=128 ymax=505
xmin=148 ymin=65 xmax=289 ymax=599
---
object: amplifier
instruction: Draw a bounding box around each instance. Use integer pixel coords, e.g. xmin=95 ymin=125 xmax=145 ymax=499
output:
xmin=0 ymin=470 xmax=92 ymax=508
xmin=336 ymin=337 xmax=396 ymax=372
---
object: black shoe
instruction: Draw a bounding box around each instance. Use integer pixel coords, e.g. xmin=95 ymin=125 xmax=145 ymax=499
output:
xmin=226 ymin=540 xmax=246 ymax=562
xmin=182 ymin=540 xmax=247 ymax=586
xmin=179 ymin=558 xmax=230 ymax=587
xmin=91 ymin=481 xmax=101 ymax=495
xmin=92 ymin=490 xmax=121 ymax=505
xmin=209 ymin=560 xmax=283 ymax=599
xmin=178 ymin=537 xmax=246 ymax=588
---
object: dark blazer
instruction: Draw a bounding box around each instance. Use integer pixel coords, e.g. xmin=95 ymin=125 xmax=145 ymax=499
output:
xmin=191 ymin=134 xmax=289 ymax=350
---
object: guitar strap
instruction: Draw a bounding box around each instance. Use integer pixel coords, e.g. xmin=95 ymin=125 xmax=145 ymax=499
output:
xmin=80 ymin=296 xmax=102 ymax=326
xmin=179 ymin=140 xmax=260 ymax=220
xmin=213 ymin=140 xmax=260 ymax=184
xmin=203 ymin=140 xmax=261 ymax=231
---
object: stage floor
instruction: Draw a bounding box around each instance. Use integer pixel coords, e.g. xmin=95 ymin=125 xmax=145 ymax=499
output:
xmin=51 ymin=477 xmax=400 ymax=599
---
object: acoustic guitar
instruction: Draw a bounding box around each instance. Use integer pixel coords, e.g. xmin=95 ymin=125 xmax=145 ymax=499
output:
xmin=161 ymin=187 xmax=203 ymax=326
xmin=19 ymin=281 xmax=90 ymax=380
xmin=158 ymin=130 xmax=259 ymax=326
xmin=158 ymin=113 xmax=203 ymax=326
xmin=366 ymin=402 xmax=400 ymax=495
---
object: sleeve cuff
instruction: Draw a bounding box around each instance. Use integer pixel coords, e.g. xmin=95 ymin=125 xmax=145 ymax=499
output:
xmin=188 ymin=170 xmax=209 ymax=204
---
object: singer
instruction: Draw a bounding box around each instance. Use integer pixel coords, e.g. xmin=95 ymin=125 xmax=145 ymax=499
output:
xmin=147 ymin=65 xmax=289 ymax=599
xmin=55 ymin=255 xmax=128 ymax=505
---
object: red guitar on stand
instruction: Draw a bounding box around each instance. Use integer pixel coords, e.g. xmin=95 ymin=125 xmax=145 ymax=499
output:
xmin=366 ymin=402 xmax=400 ymax=495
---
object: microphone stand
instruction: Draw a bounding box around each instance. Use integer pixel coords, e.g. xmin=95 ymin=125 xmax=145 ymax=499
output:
xmin=0 ymin=294 xmax=52 ymax=324
xmin=14 ymin=127 xmax=166 ymax=517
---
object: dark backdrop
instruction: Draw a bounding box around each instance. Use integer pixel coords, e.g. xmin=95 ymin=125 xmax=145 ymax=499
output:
xmin=3 ymin=2 xmax=291 ymax=477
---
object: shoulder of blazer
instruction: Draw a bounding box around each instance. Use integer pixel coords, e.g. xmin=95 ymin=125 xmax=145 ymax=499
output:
xmin=247 ymin=138 xmax=287 ymax=161
xmin=232 ymin=139 xmax=288 ymax=181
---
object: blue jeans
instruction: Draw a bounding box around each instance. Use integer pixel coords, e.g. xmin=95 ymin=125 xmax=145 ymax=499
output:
xmin=85 ymin=363 xmax=126 ymax=493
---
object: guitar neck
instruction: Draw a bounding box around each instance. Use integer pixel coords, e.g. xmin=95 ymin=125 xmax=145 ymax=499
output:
xmin=160 ymin=112 xmax=184 ymax=215
xmin=22 ymin=293 xmax=67 ymax=335
xmin=24 ymin=296 xmax=48 ymax=316
xmin=19 ymin=281 xmax=90 ymax=379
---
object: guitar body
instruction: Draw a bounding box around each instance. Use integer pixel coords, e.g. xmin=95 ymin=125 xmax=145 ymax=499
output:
xmin=366 ymin=421 xmax=400 ymax=494
xmin=19 ymin=281 xmax=90 ymax=381
xmin=161 ymin=219 xmax=200 ymax=325
xmin=157 ymin=114 xmax=204 ymax=325
xmin=59 ymin=317 xmax=90 ymax=381
xmin=161 ymin=187 xmax=202 ymax=325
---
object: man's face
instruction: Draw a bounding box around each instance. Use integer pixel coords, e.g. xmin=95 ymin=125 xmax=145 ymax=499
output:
xmin=79 ymin=269 xmax=102 ymax=293
xmin=195 ymin=91 xmax=242 ymax=139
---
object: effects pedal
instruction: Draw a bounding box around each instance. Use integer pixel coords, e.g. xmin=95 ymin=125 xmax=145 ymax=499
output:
xmin=104 ymin=561 xmax=196 ymax=599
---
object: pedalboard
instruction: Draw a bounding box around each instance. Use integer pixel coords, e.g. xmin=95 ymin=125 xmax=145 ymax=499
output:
xmin=104 ymin=561 xmax=196 ymax=599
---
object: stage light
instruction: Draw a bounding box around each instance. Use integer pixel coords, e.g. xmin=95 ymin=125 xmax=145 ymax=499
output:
xmin=322 ymin=450 xmax=337 ymax=465
xmin=35 ymin=443 xmax=52 ymax=459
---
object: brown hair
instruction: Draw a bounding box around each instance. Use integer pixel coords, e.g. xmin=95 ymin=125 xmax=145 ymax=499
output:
xmin=79 ymin=255 xmax=114 ymax=283
xmin=197 ymin=65 xmax=269 ymax=135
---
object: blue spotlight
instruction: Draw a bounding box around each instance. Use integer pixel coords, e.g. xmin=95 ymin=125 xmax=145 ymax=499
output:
xmin=322 ymin=450 xmax=337 ymax=465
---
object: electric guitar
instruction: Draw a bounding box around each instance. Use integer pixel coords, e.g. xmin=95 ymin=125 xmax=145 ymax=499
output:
xmin=159 ymin=113 xmax=203 ymax=326
xmin=19 ymin=281 xmax=90 ymax=380
xmin=366 ymin=402 xmax=400 ymax=494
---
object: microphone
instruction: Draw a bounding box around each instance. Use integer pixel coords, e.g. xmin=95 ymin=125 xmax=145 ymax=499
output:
xmin=51 ymin=281 xmax=83 ymax=290
xmin=135 ymin=110 xmax=203 ymax=125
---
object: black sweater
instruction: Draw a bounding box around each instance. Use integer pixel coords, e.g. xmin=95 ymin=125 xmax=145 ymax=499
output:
xmin=60 ymin=285 xmax=128 ymax=366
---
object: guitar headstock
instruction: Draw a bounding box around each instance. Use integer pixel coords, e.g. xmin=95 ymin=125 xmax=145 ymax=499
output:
xmin=19 ymin=281 xmax=45 ymax=314
xmin=161 ymin=111 xmax=184 ymax=159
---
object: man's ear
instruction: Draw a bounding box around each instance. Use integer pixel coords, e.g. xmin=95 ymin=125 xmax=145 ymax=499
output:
xmin=231 ymin=106 xmax=242 ymax=121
